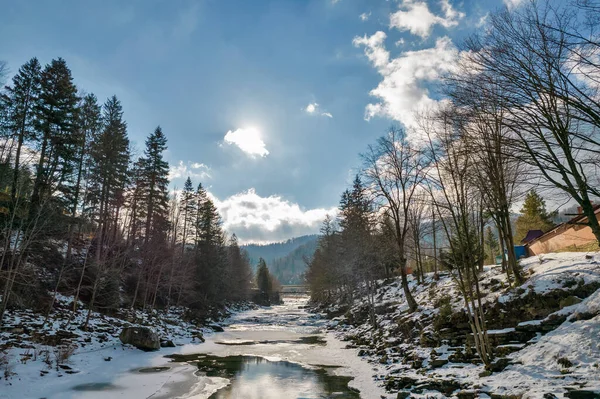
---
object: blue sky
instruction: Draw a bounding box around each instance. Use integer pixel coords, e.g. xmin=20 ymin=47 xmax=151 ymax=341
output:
xmin=0 ymin=0 xmax=515 ymax=243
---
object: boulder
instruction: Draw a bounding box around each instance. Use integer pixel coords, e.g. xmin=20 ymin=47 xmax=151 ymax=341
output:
xmin=160 ymin=339 xmax=176 ymax=348
xmin=210 ymin=324 xmax=225 ymax=332
xmin=119 ymin=327 xmax=160 ymax=351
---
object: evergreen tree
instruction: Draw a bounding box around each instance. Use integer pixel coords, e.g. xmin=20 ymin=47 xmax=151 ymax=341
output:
xmin=337 ymin=175 xmax=377 ymax=296
xmin=194 ymin=182 xmax=227 ymax=304
xmin=484 ymin=226 xmax=499 ymax=264
xmin=179 ymin=176 xmax=196 ymax=251
xmin=140 ymin=126 xmax=170 ymax=244
xmin=31 ymin=58 xmax=79 ymax=215
xmin=226 ymin=234 xmax=252 ymax=301
xmin=256 ymin=257 xmax=271 ymax=295
xmin=515 ymin=190 xmax=555 ymax=242
xmin=0 ymin=57 xmax=41 ymax=203
xmin=87 ymin=95 xmax=130 ymax=258
xmin=74 ymin=93 xmax=101 ymax=221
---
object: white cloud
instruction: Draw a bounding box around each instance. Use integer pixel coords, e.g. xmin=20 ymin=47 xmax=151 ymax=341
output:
xmin=390 ymin=0 xmax=464 ymax=39
xmin=212 ymin=188 xmax=337 ymax=244
xmin=504 ymin=0 xmax=525 ymax=9
xmin=353 ymin=31 xmax=459 ymax=128
xmin=223 ymin=127 xmax=269 ymax=158
xmin=477 ymin=13 xmax=489 ymax=28
xmin=359 ymin=12 xmax=371 ymax=22
xmin=305 ymin=103 xmax=318 ymax=114
xmin=169 ymin=160 xmax=211 ymax=181
xmin=304 ymin=102 xmax=333 ymax=118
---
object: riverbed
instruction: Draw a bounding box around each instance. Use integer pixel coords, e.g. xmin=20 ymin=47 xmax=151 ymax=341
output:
xmin=17 ymin=295 xmax=386 ymax=399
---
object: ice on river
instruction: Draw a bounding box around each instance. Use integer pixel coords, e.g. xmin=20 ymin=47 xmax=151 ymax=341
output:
xmin=2 ymin=296 xmax=386 ymax=399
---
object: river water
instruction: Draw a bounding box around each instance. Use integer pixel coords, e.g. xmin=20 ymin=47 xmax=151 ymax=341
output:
xmin=63 ymin=295 xmax=385 ymax=399
xmin=160 ymin=295 xmax=384 ymax=399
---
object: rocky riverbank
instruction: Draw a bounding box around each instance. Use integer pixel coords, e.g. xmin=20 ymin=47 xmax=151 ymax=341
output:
xmin=314 ymin=252 xmax=600 ymax=399
xmin=0 ymin=294 xmax=255 ymax=397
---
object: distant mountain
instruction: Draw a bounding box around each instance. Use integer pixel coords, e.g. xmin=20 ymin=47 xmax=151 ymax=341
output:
xmin=242 ymin=235 xmax=319 ymax=271
xmin=271 ymin=239 xmax=319 ymax=285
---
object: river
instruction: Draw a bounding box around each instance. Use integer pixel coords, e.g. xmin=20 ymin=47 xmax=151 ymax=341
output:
xmin=67 ymin=295 xmax=386 ymax=399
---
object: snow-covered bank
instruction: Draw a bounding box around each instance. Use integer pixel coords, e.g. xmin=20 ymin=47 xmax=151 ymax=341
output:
xmin=318 ymin=252 xmax=600 ymax=399
xmin=1 ymin=295 xmax=388 ymax=398
xmin=0 ymin=296 xmax=252 ymax=398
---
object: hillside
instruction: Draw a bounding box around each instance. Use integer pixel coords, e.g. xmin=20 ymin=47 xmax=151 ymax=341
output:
xmin=271 ymin=239 xmax=319 ymax=285
xmin=315 ymin=252 xmax=600 ymax=398
xmin=243 ymin=235 xmax=318 ymax=271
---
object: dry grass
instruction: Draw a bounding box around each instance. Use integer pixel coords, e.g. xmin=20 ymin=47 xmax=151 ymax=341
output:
xmin=553 ymin=242 xmax=600 ymax=253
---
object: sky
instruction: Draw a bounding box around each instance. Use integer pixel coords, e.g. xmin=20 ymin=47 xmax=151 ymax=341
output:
xmin=0 ymin=0 xmax=519 ymax=243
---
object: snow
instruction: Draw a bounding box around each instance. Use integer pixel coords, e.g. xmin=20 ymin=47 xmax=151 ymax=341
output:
xmin=1 ymin=295 xmax=387 ymax=399
xmin=0 ymin=295 xmax=249 ymax=399
xmin=320 ymin=251 xmax=600 ymax=398
xmin=3 ymin=251 xmax=600 ymax=398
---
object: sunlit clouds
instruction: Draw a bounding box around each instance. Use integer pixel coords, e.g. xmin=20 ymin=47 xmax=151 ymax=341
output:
xmin=304 ymin=102 xmax=333 ymax=118
xmin=223 ymin=127 xmax=269 ymax=158
xmin=213 ymin=188 xmax=337 ymax=244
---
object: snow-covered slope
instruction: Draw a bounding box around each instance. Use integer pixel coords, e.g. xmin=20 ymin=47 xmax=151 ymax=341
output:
xmin=320 ymin=252 xmax=600 ymax=398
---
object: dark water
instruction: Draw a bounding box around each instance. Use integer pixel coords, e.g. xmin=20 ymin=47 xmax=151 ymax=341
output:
xmin=167 ymin=353 xmax=361 ymax=399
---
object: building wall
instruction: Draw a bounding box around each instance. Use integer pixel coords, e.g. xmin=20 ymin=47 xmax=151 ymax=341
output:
xmin=527 ymin=222 xmax=598 ymax=256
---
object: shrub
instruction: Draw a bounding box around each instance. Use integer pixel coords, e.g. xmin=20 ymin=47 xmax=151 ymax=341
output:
xmin=557 ymin=356 xmax=573 ymax=369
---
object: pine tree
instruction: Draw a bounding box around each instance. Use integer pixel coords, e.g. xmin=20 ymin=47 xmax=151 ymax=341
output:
xmin=0 ymin=57 xmax=41 ymax=204
xmin=88 ymin=95 xmax=130 ymax=259
xmin=31 ymin=58 xmax=79 ymax=215
xmin=194 ymin=184 xmax=227 ymax=303
xmin=256 ymin=257 xmax=271 ymax=295
xmin=179 ymin=176 xmax=196 ymax=252
xmin=484 ymin=226 xmax=499 ymax=264
xmin=141 ymin=126 xmax=170 ymax=244
xmin=226 ymin=234 xmax=252 ymax=301
xmin=337 ymin=175 xmax=377 ymax=296
xmin=129 ymin=127 xmax=170 ymax=309
xmin=515 ymin=190 xmax=555 ymax=242
xmin=65 ymin=93 xmax=101 ymax=258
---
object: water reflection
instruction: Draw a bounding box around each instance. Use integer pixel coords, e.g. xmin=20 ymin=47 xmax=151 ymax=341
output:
xmin=168 ymin=354 xmax=360 ymax=399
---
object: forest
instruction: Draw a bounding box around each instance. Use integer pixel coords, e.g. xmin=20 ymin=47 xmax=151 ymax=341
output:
xmin=0 ymin=57 xmax=264 ymax=328
xmin=306 ymin=0 xmax=600 ymax=368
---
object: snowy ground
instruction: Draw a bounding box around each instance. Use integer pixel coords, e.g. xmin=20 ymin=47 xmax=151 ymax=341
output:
xmin=324 ymin=252 xmax=600 ymax=398
xmin=1 ymin=295 xmax=388 ymax=398
xmin=0 ymin=297 xmax=240 ymax=399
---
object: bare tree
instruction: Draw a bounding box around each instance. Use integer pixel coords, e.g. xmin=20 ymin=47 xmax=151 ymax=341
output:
xmin=464 ymin=1 xmax=600 ymax=244
xmin=445 ymin=70 xmax=524 ymax=284
xmin=423 ymin=107 xmax=493 ymax=368
xmin=362 ymin=126 xmax=428 ymax=312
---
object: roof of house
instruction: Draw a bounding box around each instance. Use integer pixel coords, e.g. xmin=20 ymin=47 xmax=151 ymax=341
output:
xmin=521 ymin=230 xmax=544 ymax=244
xmin=525 ymin=205 xmax=600 ymax=246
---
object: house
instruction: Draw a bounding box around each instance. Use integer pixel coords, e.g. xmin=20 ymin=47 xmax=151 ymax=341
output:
xmin=525 ymin=205 xmax=600 ymax=256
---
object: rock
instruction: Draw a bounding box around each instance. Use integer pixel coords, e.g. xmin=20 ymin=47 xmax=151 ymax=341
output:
xmin=430 ymin=359 xmax=449 ymax=368
xmin=560 ymin=296 xmax=582 ymax=309
xmin=119 ymin=327 xmax=160 ymax=351
xmin=210 ymin=324 xmax=224 ymax=332
xmin=565 ymin=390 xmax=600 ymax=399
xmin=396 ymin=392 xmax=410 ymax=399
xmin=488 ymin=358 xmax=511 ymax=373
xmin=160 ymin=339 xmax=176 ymax=348
xmin=191 ymin=331 xmax=205 ymax=343
xmin=479 ymin=370 xmax=492 ymax=377
xmin=384 ymin=376 xmax=417 ymax=391
xmin=456 ymin=391 xmax=477 ymax=399
xmin=490 ymin=394 xmax=523 ymax=399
